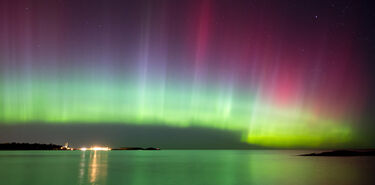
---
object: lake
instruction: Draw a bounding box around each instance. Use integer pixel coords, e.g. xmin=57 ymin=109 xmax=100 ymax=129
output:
xmin=0 ymin=150 xmax=374 ymax=185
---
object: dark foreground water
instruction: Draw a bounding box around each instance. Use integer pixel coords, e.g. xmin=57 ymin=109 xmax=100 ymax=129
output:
xmin=0 ymin=150 xmax=375 ymax=185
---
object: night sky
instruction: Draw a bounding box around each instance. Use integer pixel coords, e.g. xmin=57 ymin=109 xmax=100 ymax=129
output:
xmin=1 ymin=0 xmax=375 ymax=149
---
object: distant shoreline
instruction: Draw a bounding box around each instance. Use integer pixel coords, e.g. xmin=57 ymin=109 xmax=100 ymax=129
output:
xmin=300 ymin=150 xmax=375 ymax=156
xmin=0 ymin=143 xmax=160 ymax=151
xmin=0 ymin=143 xmax=65 ymax=150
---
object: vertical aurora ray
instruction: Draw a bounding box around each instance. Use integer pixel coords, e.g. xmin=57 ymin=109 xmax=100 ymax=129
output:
xmin=0 ymin=0 xmax=371 ymax=147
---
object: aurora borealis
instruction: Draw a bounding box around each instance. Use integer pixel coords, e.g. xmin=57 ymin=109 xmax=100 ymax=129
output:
xmin=0 ymin=0 xmax=374 ymax=148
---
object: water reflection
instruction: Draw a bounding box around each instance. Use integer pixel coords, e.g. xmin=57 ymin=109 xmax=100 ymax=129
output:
xmin=0 ymin=151 xmax=375 ymax=185
xmin=79 ymin=151 xmax=108 ymax=185
xmin=79 ymin=151 xmax=86 ymax=184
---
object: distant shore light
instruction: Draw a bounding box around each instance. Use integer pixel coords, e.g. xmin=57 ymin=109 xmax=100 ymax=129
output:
xmin=79 ymin=146 xmax=111 ymax=151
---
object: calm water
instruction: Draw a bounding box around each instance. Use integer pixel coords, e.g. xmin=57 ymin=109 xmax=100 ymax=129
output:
xmin=0 ymin=150 xmax=374 ymax=185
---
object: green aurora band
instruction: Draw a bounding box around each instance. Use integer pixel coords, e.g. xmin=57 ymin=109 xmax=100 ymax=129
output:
xmin=0 ymin=75 xmax=355 ymax=148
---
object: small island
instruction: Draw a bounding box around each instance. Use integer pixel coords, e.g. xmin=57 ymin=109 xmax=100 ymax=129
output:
xmin=112 ymin=147 xmax=161 ymax=150
xmin=300 ymin=150 xmax=375 ymax=157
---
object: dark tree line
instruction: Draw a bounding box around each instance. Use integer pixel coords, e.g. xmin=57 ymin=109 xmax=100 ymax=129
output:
xmin=0 ymin=142 xmax=63 ymax=150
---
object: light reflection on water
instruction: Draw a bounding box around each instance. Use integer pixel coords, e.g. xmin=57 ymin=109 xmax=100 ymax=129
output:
xmin=0 ymin=150 xmax=375 ymax=185
xmin=79 ymin=151 xmax=86 ymax=184
xmin=78 ymin=151 xmax=108 ymax=184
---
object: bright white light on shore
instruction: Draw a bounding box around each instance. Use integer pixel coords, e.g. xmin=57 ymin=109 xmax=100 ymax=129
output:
xmin=79 ymin=146 xmax=111 ymax=151
xmin=91 ymin=146 xmax=111 ymax=151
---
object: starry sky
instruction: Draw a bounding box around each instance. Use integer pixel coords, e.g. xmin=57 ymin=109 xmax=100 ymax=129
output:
xmin=0 ymin=0 xmax=375 ymax=149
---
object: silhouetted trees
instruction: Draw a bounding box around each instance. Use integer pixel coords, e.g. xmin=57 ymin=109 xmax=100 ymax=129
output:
xmin=0 ymin=142 xmax=63 ymax=150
